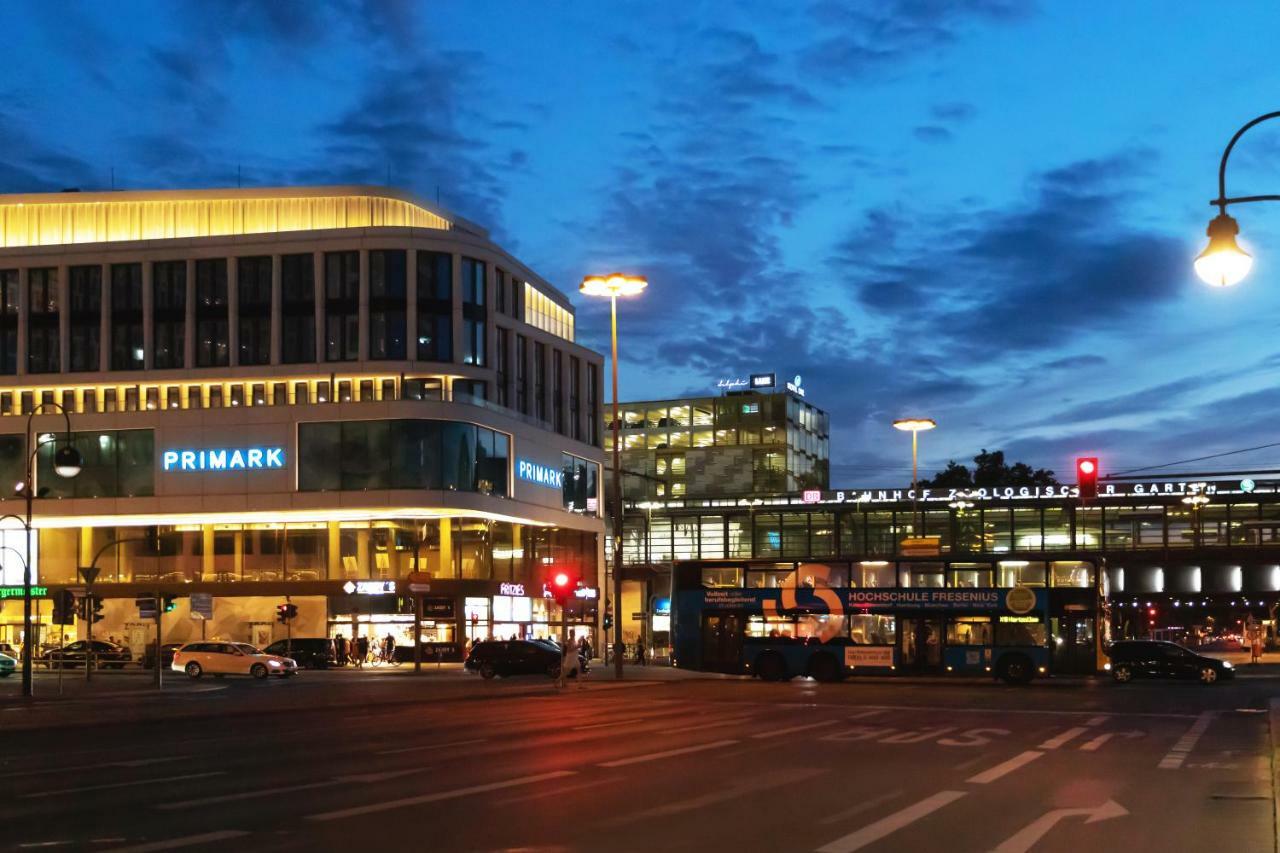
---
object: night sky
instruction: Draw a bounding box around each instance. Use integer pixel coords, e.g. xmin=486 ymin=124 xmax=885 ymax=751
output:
xmin=5 ymin=1 xmax=1280 ymax=486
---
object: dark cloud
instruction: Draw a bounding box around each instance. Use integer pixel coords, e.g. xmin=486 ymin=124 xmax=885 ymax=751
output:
xmin=1042 ymin=354 xmax=1107 ymax=370
xmin=931 ymin=101 xmax=977 ymax=122
xmin=0 ymin=111 xmax=98 ymax=192
xmin=913 ymin=125 xmax=952 ymax=143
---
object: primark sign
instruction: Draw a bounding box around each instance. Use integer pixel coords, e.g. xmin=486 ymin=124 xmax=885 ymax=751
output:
xmin=162 ymin=447 xmax=286 ymax=472
xmin=516 ymin=459 xmax=563 ymax=489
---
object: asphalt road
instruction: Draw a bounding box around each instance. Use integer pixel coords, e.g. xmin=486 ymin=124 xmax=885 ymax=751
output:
xmin=0 ymin=672 xmax=1274 ymax=852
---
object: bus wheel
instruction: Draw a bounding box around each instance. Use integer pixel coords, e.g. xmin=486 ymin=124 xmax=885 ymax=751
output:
xmin=997 ymin=654 xmax=1034 ymax=685
xmin=756 ymin=652 xmax=789 ymax=682
xmin=809 ymin=654 xmax=841 ymax=683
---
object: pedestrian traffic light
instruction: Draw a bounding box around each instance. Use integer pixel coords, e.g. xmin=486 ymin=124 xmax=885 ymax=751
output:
xmin=284 ymin=603 xmax=298 ymax=620
xmin=1076 ymin=457 xmax=1099 ymax=500
xmin=163 ymin=594 xmax=177 ymax=613
xmin=276 ymin=603 xmax=290 ymax=624
xmin=52 ymin=589 xmax=75 ymax=625
xmin=88 ymin=594 xmax=104 ymax=623
xmin=549 ymin=570 xmax=577 ymax=605
xmin=603 ymin=613 xmax=613 ymax=631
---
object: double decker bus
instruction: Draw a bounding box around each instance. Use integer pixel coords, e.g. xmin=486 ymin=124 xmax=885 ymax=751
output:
xmin=671 ymin=556 xmax=1108 ymax=684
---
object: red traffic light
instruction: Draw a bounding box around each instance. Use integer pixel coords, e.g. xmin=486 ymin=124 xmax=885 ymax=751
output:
xmin=1076 ymin=457 xmax=1099 ymax=499
xmin=1147 ymin=607 xmax=1156 ymax=616
xmin=553 ymin=571 xmax=571 ymax=589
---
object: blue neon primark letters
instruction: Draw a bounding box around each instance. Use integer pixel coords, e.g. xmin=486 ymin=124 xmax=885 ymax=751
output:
xmin=162 ymin=447 xmax=286 ymax=472
xmin=516 ymin=459 xmax=563 ymax=488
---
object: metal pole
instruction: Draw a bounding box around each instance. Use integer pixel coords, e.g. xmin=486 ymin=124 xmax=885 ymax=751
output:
xmin=21 ymin=436 xmax=33 ymax=697
xmin=911 ymin=429 xmax=919 ymax=533
xmin=85 ymin=579 xmax=94 ymax=683
xmin=611 ymin=294 xmax=624 ymax=680
xmin=154 ymin=589 xmax=162 ymax=690
xmin=413 ymin=594 xmax=423 ymax=673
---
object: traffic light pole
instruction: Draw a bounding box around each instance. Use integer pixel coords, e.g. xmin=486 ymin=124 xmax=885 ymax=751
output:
xmin=154 ymin=588 xmax=162 ymax=690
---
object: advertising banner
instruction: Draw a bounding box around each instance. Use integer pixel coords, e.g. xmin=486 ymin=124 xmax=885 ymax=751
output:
xmin=844 ymin=646 xmax=894 ymax=668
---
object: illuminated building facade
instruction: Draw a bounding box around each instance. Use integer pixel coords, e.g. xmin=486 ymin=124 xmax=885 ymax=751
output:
xmin=0 ymin=186 xmax=604 ymax=659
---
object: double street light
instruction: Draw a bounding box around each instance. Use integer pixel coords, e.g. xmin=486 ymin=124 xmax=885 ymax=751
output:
xmin=579 ymin=273 xmax=647 ymax=679
xmin=1195 ymin=111 xmax=1280 ymax=287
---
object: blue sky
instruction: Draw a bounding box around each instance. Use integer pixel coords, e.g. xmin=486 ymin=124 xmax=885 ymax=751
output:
xmin=4 ymin=1 xmax=1280 ymax=484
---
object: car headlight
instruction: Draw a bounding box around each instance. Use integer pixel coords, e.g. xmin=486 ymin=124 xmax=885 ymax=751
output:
xmin=1223 ymin=661 xmax=1233 ymax=669
xmin=268 ymin=660 xmax=282 ymax=667
xmin=1103 ymin=662 xmax=1111 ymax=670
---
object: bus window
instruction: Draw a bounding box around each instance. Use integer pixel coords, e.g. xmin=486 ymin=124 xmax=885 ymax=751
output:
xmin=854 ymin=562 xmax=894 ymax=588
xmin=701 ymin=567 xmax=743 ymax=588
xmin=900 ymin=563 xmax=944 ymax=588
xmin=948 ymin=563 xmax=992 ymax=587
xmin=947 ymin=617 xmax=993 ymax=645
xmin=998 ymin=561 xmax=1047 ymax=587
xmin=798 ymin=562 xmax=848 ymax=588
xmin=747 ymin=566 xmax=795 ymax=588
xmin=849 ymin=614 xmax=895 ymax=644
xmin=995 ymin=617 xmax=1048 ymax=646
xmin=1050 ymin=561 xmax=1093 ymax=587
xmin=748 ymin=616 xmax=796 ymax=638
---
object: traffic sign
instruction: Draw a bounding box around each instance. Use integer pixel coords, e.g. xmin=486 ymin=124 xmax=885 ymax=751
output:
xmin=78 ymin=566 xmax=101 ymax=585
xmin=405 ymin=571 xmax=431 ymax=593
xmin=136 ymin=594 xmax=157 ymax=619
xmin=632 ymin=612 xmax=647 ymax=619
xmin=190 ymin=592 xmax=213 ymax=620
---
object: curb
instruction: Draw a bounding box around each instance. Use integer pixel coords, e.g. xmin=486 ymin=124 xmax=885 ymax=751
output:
xmin=1271 ymin=698 xmax=1280 ymax=853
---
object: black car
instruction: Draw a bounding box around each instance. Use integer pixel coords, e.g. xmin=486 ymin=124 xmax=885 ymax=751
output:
xmin=262 ymin=638 xmax=336 ymax=669
xmin=140 ymin=643 xmax=184 ymax=670
xmin=1107 ymin=640 xmax=1234 ymax=684
xmin=465 ymin=639 xmax=585 ymax=680
xmin=41 ymin=640 xmax=132 ymax=669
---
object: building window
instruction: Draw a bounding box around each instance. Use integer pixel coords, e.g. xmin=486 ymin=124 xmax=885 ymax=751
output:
xmin=111 ymin=263 xmax=144 ymax=370
xmin=27 ymin=268 xmax=59 ymax=374
xmin=553 ymin=349 xmax=564 ymax=434
xmin=495 ymin=267 xmax=507 ymax=315
xmin=516 ymin=334 xmax=528 ymax=415
xmin=325 ymin=251 xmax=359 ymax=361
xmin=36 ymin=428 xmax=154 ymax=498
xmin=152 ymin=260 xmax=186 ymax=370
xmin=569 ymin=356 xmax=581 ymax=441
xmin=461 ymin=257 xmax=486 ymax=366
xmin=415 ymin=250 xmax=452 ymax=362
xmin=368 ymin=250 xmax=406 ymax=360
xmin=495 ymin=328 xmax=510 ymax=408
xmin=586 ymin=362 xmax=598 ymax=445
xmin=281 ymin=253 xmax=315 ymax=364
xmin=561 ymin=452 xmax=599 ymax=513
xmin=237 ymin=256 xmax=272 ymax=366
xmin=68 ymin=266 xmax=101 ymax=372
xmin=0 ymin=271 xmax=18 ymax=375
xmin=534 ymin=341 xmax=546 ymax=422
xmin=195 ymin=259 xmax=229 ymax=367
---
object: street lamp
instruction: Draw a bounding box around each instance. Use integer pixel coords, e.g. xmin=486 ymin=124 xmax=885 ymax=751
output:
xmin=19 ymin=403 xmax=82 ymax=697
xmin=1195 ymin=111 xmax=1280 ymax=287
xmin=893 ymin=418 xmax=936 ymax=537
xmin=580 ymin=272 xmax=647 ymax=679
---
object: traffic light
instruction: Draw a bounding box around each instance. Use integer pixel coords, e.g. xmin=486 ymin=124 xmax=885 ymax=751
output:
xmin=549 ymin=570 xmax=577 ymax=606
xmin=163 ymin=594 xmax=177 ymax=613
xmin=276 ymin=603 xmax=290 ymax=624
xmin=284 ymin=603 xmax=298 ymax=620
xmin=82 ymin=594 xmax=104 ymax=624
xmin=603 ymin=613 xmax=613 ymax=631
xmin=1076 ymin=457 xmax=1099 ymax=500
xmin=52 ymin=589 xmax=75 ymax=625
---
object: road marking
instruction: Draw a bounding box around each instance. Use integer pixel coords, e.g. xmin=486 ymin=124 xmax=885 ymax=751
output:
xmin=598 ymin=739 xmax=738 ymax=768
xmin=967 ymin=750 xmax=1044 ymax=784
xmin=0 ymin=755 xmax=192 ymax=779
xmin=1159 ymin=711 xmax=1214 ymax=769
xmin=627 ymin=767 xmax=828 ymax=821
xmin=573 ymin=718 xmax=644 ymax=731
xmin=1040 ymin=727 xmax=1089 ymax=750
xmin=493 ymin=777 xmax=621 ymax=806
xmin=818 ymin=790 xmax=904 ymax=826
xmin=831 ymin=704 xmax=1197 ymax=720
xmin=159 ymin=780 xmax=340 ymax=810
xmin=99 ymin=830 xmax=249 ymax=852
xmin=751 ymin=720 xmax=841 ymax=739
xmin=375 ymin=738 xmax=486 ymax=755
xmin=306 ymin=770 xmax=575 ymax=821
xmin=991 ymin=800 xmax=1127 ymax=852
xmin=337 ymin=766 xmax=435 ymax=783
xmin=677 ymin=716 xmax=755 ymax=733
xmin=814 ymin=790 xmax=967 ymax=852
xmin=846 ymin=708 xmax=885 ymax=720
xmin=1086 ymin=715 xmax=1109 ymax=726
xmin=23 ymin=772 xmax=225 ymax=799
xmin=1079 ymin=730 xmax=1144 ymax=752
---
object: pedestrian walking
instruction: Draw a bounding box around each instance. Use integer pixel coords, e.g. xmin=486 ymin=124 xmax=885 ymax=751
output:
xmin=383 ymin=632 xmax=397 ymax=664
xmin=635 ymin=639 xmax=646 ymax=666
xmin=558 ymin=638 xmax=582 ymax=689
xmin=334 ymin=633 xmax=348 ymax=667
xmin=356 ymin=634 xmax=369 ymax=668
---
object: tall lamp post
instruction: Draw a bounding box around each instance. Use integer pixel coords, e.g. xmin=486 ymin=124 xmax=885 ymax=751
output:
xmin=1195 ymin=110 xmax=1280 ymax=287
xmin=892 ymin=418 xmax=936 ymax=535
xmin=580 ymin=273 xmax=647 ymax=679
xmin=18 ymin=404 xmax=82 ymax=697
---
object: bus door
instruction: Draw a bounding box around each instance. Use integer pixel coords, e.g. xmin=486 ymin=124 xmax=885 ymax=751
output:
xmin=700 ymin=611 xmax=745 ymax=672
xmin=900 ymin=616 xmax=944 ymax=671
xmin=1053 ymin=609 xmax=1096 ymax=674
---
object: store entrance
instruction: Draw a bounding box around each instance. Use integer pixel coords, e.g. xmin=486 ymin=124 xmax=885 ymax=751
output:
xmin=900 ymin=616 xmax=944 ymax=671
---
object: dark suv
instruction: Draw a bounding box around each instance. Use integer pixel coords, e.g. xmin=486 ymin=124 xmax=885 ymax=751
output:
xmin=465 ymin=640 xmax=583 ymax=680
xmin=262 ymin=638 xmax=336 ymax=669
xmin=1107 ymin=640 xmax=1234 ymax=685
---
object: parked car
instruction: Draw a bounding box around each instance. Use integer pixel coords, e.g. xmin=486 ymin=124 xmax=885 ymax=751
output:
xmin=1107 ymin=640 xmax=1234 ymax=684
xmin=0 ymin=642 xmax=18 ymax=658
xmin=172 ymin=642 xmax=298 ymax=679
xmin=41 ymin=640 xmax=132 ymax=669
xmin=140 ymin=643 xmax=184 ymax=670
xmin=262 ymin=638 xmax=336 ymax=669
xmin=0 ymin=651 xmax=14 ymax=677
xmin=465 ymin=639 xmax=585 ymax=680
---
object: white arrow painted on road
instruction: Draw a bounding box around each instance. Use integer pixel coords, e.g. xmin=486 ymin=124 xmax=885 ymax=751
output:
xmin=990 ymin=800 xmax=1128 ymax=853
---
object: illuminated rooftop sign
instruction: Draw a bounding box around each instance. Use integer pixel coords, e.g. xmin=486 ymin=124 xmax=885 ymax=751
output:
xmin=162 ymin=447 xmax=286 ymax=472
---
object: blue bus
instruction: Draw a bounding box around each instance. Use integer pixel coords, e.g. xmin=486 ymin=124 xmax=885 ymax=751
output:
xmin=671 ymin=557 xmax=1106 ymax=684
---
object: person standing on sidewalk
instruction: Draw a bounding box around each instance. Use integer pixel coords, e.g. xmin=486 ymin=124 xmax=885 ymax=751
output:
xmin=334 ymin=633 xmax=348 ymax=667
xmin=355 ymin=634 xmax=369 ymax=668
xmin=635 ymin=639 xmax=646 ymax=666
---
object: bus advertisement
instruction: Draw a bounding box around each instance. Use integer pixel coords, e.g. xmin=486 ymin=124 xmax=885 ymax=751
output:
xmin=671 ymin=558 xmax=1105 ymax=684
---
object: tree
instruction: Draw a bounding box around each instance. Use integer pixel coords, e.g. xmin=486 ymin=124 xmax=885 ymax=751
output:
xmin=920 ymin=449 xmax=1058 ymax=488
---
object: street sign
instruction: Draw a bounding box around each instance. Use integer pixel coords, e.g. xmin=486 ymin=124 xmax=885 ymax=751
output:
xmin=632 ymin=612 xmax=647 ymax=619
xmin=136 ymin=594 xmax=157 ymax=619
xmin=899 ymin=536 xmax=942 ymax=557
xmin=190 ymin=592 xmax=213 ymax=620
xmin=405 ymin=571 xmax=431 ymax=593
xmin=78 ymin=566 xmax=101 ymax=585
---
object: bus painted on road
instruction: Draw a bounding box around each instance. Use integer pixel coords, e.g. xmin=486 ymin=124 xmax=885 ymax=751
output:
xmin=671 ymin=556 xmax=1107 ymax=683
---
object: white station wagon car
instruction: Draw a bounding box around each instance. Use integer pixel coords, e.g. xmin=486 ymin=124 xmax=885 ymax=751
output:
xmin=172 ymin=642 xmax=298 ymax=679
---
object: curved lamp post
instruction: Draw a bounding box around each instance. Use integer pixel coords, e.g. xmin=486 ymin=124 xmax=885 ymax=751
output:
xmin=1195 ymin=111 xmax=1280 ymax=287
xmin=579 ymin=273 xmax=647 ymax=679
xmin=19 ymin=403 xmax=82 ymax=697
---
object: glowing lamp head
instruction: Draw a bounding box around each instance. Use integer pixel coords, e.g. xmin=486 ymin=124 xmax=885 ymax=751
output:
xmin=579 ymin=273 xmax=648 ymax=298
xmin=1195 ymin=213 xmax=1252 ymax=287
xmin=53 ymin=444 xmax=83 ymax=479
xmin=553 ymin=572 xmax=570 ymax=588
xmin=892 ymin=418 xmax=936 ymax=432
xmin=1078 ymin=459 xmax=1095 ymax=475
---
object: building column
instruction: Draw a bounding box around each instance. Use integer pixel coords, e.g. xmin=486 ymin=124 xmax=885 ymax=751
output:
xmin=227 ymin=256 xmax=239 ymax=366
xmin=15 ymin=268 xmax=26 ymax=378
xmin=313 ymin=252 xmax=325 ymax=363
xmin=233 ymin=530 xmax=244 ymax=580
xmin=405 ymin=249 xmax=418 ymax=364
xmin=270 ymin=255 xmax=282 ymax=364
xmin=56 ymin=265 xmax=69 ymax=374
xmin=201 ymin=525 xmax=215 ymax=582
xmin=141 ymin=262 xmax=154 ymax=370
xmin=184 ymin=260 xmax=196 ymax=369
xmin=450 ymin=253 xmax=463 ymax=366
xmin=357 ymin=250 xmax=369 ymax=362
xmin=439 ymin=519 xmax=453 ymax=579
xmin=327 ymin=521 xmax=340 ymax=580
xmin=356 ymin=526 xmax=370 ymax=579
xmin=99 ymin=264 xmax=111 ymax=373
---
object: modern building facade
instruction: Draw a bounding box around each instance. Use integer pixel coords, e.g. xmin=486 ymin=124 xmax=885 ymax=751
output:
xmin=0 ymin=186 xmax=605 ymax=661
xmin=608 ymin=375 xmax=829 ymax=502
